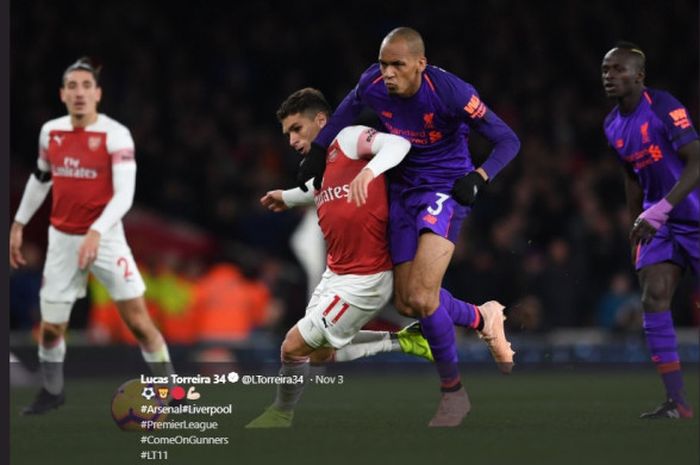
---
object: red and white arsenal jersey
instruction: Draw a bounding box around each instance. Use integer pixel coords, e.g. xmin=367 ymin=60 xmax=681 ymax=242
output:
xmin=315 ymin=127 xmax=392 ymax=275
xmin=38 ymin=114 xmax=135 ymax=234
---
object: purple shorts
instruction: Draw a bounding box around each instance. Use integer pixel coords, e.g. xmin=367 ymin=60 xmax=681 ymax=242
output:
xmin=389 ymin=184 xmax=470 ymax=265
xmin=636 ymin=221 xmax=699 ymax=274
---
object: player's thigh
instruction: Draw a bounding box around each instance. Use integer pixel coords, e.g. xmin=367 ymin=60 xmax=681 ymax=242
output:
xmin=408 ymin=232 xmax=455 ymax=296
xmin=675 ymin=225 xmax=700 ymax=275
xmin=304 ymin=268 xmax=332 ymax=317
xmin=39 ymin=227 xmax=88 ymax=322
xmin=281 ymin=325 xmax=317 ymax=358
xmin=298 ymin=271 xmax=392 ymax=349
xmin=90 ymin=229 xmax=146 ymax=301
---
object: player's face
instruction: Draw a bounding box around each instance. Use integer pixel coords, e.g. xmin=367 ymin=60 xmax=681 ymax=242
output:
xmin=379 ymin=39 xmax=426 ymax=97
xmin=60 ymin=70 xmax=101 ymax=120
xmin=281 ymin=111 xmax=327 ymax=155
xmin=601 ymin=49 xmax=643 ymax=99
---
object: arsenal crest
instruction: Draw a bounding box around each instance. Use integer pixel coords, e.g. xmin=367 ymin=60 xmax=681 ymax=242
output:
xmin=88 ymin=136 xmax=102 ymax=151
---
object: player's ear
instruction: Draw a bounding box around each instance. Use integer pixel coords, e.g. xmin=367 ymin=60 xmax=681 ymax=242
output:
xmin=59 ymin=87 xmax=67 ymax=104
xmin=95 ymin=86 xmax=102 ymax=104
xmin=315 ymin=111 xmax=328 ymax=129
xmin=635 ymin=69 xmax=645 ymax=85
xmin=417 ymin=56 xmax=427 ymax=72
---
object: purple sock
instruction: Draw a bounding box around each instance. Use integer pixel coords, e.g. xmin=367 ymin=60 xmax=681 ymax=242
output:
xmin=440 ymin=288 xmax=480 ymax=329
xmin=420 ymin=305 xmax=460 ymax=391
xmin=643 ymin=311 xmax=687 ymax=406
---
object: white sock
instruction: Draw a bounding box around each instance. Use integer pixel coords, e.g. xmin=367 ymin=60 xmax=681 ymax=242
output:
xmin=273 ymin=357 xmax=310 ymax=412
xmin=38 ymin=338 xmax=66 ymax=395
xmin=334 ymin=338 xmax=397 ymax=362
xmin=141 ymin=340 xmax=175 ymax=377
xmin=349 ymin=330 xmax=392 ymax=344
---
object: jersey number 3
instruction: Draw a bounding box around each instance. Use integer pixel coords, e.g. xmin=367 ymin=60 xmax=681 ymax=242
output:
xmin=427 ymin=193 xmax=450 ymax=215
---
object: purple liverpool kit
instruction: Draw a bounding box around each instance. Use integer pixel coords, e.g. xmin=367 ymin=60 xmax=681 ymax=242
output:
xmin=316 ymin=64 xmax=520 ymax=264
xmin=604 ymin=88 xmax=699 ymax=273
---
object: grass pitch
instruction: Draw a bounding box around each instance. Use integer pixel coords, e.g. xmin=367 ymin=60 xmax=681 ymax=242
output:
xmin=10 ymin=366 xmax=699 ymax=465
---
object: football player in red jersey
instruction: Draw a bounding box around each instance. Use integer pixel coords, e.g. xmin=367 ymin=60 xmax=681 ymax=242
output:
xmin=10 ymin=57 xmax=174 ymax=414
xmin=246 ymin=88 xmax=433 ymax=428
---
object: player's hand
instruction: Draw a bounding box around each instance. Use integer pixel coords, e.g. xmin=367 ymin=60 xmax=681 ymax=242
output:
xmin=297 ymin=143 xmax=326 ymax=192
xmin=348 ymin=168 xmax=375 ymax=207
xmin=630 ymin=198 xmax=672 ymax=244
xmin=450 ymin=169 xmax=487 ymax=206
xmin=630 ymin=217 xmax=657 ymax=245
xmin=78 ymin=229 xmax=101 ymax=270
xmin=9 ymin=222 xmax=26 ymax=269
xmin=260 ymin=190 xmax=288 ymax=212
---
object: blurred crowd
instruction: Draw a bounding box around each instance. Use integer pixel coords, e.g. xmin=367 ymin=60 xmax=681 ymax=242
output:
xmin=10 ymin=0 xmax=699 ymax=338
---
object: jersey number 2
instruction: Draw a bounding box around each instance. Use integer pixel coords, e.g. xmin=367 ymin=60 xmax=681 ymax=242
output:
xmin=427 ymin=193 xmax=450 ymax=215
xmin=117 ymin=257 xmax=134 ymax=279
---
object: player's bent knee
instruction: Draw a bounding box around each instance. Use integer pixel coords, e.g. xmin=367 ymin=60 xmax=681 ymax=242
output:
xmin=393 ymin=296 xmax=417 ymax=317
xmin=641 ymin=279 xmax=673 ymax=311
xmin=309 ymin=348 xmax=334 ymax=365
xmin=281 ymin=329 xmax=314 ymax=360
xmin=40 ymin=322 xmax=66 ymax=345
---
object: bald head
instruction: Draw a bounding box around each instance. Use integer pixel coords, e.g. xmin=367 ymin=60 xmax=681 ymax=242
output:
xmin=381 ymin=27 xmax=425 ymax=57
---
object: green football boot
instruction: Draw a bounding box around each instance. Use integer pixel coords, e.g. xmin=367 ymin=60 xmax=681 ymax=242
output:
xmin=396 ymin=321 xmax=434 ymax=362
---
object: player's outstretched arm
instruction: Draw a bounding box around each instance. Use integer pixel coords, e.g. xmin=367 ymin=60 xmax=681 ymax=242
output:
xmin=265 ymin=180 xmax=315 ymax=212
xmin=632 ymin=140 xmax=700 ymax=243
xmin=260 ymin=190 xmax=288 ymax=212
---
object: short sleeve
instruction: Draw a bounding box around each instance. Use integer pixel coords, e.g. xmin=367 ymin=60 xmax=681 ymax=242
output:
xmin=650 ymin=90 xmax=699 ymax=151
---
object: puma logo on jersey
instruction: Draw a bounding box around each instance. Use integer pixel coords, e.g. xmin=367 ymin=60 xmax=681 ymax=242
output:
xmin=52 ymin=134 xmax=64 ymax=146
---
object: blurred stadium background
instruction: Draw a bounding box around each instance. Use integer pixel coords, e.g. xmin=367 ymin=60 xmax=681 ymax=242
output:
xmin=9 ymin=1 xmax=699 ymax=374
xmin=8 ymin=2 xmax=700 ymax=464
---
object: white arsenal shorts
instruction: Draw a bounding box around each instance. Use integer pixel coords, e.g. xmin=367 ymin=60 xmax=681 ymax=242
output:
xmin=40 ymin=223 xmax=146 ymax=323
xmin=297 ymin=268 xmax=393 ymax=349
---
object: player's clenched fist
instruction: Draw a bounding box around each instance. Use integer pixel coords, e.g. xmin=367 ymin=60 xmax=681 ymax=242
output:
xmin=260 ymin=190 xmax=288 ymax=212
xmin=451 ymin=170 xmax=487 ymax=206
xmin=348 ymin=168 xmax=376 ymax=207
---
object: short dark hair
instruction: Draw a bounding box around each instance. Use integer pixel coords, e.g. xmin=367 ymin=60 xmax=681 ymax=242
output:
xmin=614 ymin=41 xmax=646 ymax=71
xmin=62 ymin=56 xmax=102 ymax=86
xmin=276 ymin=88 xmax=331 ymax=122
